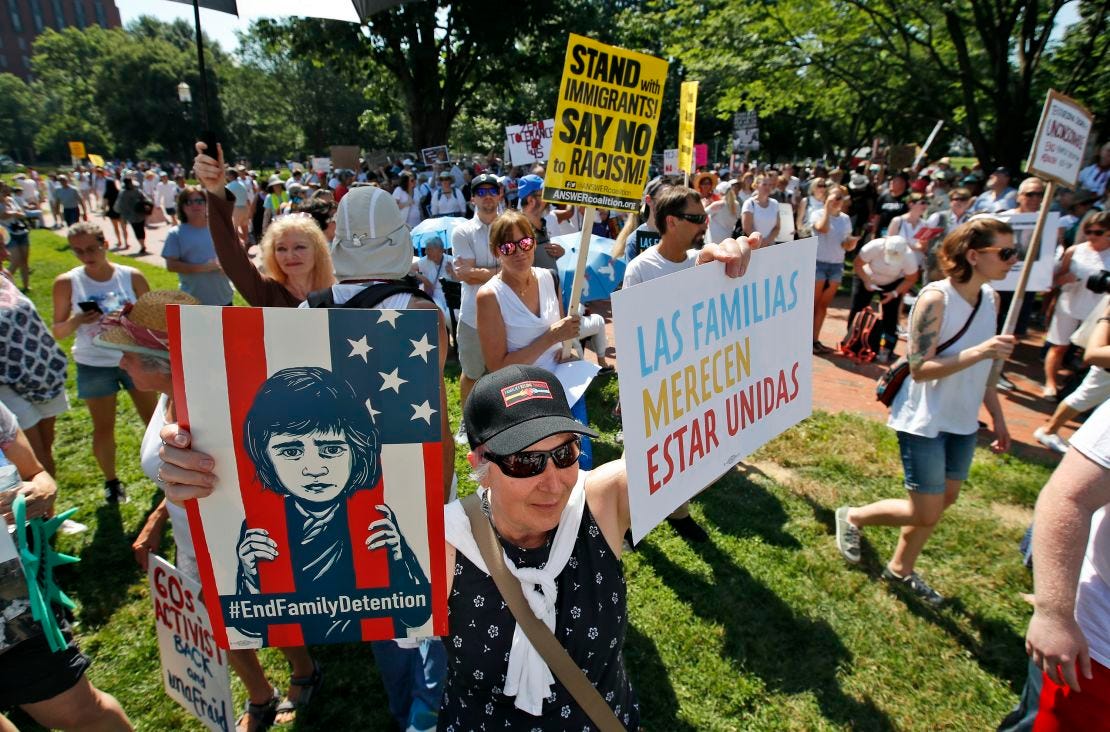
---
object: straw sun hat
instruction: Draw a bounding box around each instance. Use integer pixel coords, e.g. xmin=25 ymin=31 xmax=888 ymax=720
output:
xmin=94 ymin=290 xmax=198 ymax=359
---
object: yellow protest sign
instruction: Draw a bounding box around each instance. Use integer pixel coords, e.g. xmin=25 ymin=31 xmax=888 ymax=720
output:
xmin=87 ymin=154 xmax=105 ymax=167
xmin=68 ymin=141 xmax=86 ymax=159
xmin=678 ymin=81 xmax=698 ymax=175
xmin=542 ymin=34 xmax=668 ymax=212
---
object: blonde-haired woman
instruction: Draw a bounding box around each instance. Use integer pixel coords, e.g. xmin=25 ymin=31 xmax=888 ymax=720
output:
xmin=706 ymin=184 xmax=740 ymax=245
xmin=193 ymin=143 xmax=336 ymax=306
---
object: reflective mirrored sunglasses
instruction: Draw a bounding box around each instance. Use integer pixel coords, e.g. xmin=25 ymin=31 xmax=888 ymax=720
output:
xmin=497 ymin=236 xmax=536 ymax=256
xmin=484 ymin=438 xmax=581 ymax=478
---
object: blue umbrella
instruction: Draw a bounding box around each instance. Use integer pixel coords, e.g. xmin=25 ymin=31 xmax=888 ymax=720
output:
xmin=411 ymin=216 xmax=467 ymax=256
xmin=552 ymin=233 xmax=626 ymax=311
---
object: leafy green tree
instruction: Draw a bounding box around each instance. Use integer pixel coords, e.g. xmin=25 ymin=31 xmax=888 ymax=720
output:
xmin=0 ymin=74 xmax=40 ymax=161
xmin=30 ymin=27 xmax=114 ymax=161
xmin=1043 ymin=0 xmax=1110 ymax=142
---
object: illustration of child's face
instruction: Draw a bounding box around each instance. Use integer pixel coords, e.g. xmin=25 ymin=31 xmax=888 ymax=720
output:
xmin=266 ymin=429 xmax=352 ymax=504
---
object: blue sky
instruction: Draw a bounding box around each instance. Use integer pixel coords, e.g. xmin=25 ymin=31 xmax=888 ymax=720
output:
xmin=118 ymin=0 xmax=1082 ymax=57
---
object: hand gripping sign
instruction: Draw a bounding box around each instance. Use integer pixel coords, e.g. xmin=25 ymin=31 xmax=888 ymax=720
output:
xmin=613 ymin=241 xmax=818 ymax=542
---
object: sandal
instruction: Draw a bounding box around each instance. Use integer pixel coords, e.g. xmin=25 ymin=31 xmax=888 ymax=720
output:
xmin=274 ymin=660 xmax=323 ymax=726
xmin=237 ymin=687 xmax=280 ymax=732
xmin=812 ymin=341 xmax=832 ymax=354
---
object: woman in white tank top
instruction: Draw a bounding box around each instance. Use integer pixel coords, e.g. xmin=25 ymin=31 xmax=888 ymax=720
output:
xmin=51 ymin=223 xmax=154 ymax=503
xmin=834 ymin=218 xmax=1018 ymax=606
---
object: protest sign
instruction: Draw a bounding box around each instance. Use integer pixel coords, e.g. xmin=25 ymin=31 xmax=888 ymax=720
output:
xmin=776 ymin=202 xmax=795 ymax=242
xmin=613 ymin=240 xmax=817 ymax=541
xmin=732 ymin=111 xmax=759 ymax=152
xmin=168 ymin=306 xmax=448 ymax=649
xmin=1026 ymin=90 xmax=1094 ymax=188
xmin=330 ymin=145 xmax=359 ymax=171
xmin=149 ymin=555 xmax=233 ymax=732
xmin=888 ymin=144 xmax=916 ymax=171
xmin=542 ymin=33 xmax=669 ymax=212
xmin=694 ymin=143 xmax=708 ymax=169
xmin=87 ymin=153 xmax=105 ymax=167
xmin=663 ymin=149 xmax=679 ymax=176
xmin=678 ymin=81 xmax=698 ymax=175
xmin=989 ymin=211 xmax=1060 ymax=292
xmin=311 ymin=156 xmax=330 ymax=174
xmin=67 ymin=141 xmax=86 ymax=159
xmin=506 ymin=119 xmax=556 ymax=164
xmin=421 ymin=146 xmax=450 ymax=165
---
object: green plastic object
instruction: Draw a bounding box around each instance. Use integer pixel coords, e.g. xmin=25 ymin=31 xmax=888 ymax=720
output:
xmin=12 ymin=494 xmax=80 ymax=653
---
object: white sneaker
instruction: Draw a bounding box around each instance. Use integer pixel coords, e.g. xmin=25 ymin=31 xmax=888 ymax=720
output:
xmin=453 ymin=422 xmax=468 ymax=445
xmin=1034 ymin=427 xmax=1068 ymax=454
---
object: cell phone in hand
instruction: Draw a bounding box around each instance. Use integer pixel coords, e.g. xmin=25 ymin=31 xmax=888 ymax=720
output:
xmin=199 ymin=131 xmax=220 ymax=158
xmin=77 ymin=300 xmax=103 ymax=314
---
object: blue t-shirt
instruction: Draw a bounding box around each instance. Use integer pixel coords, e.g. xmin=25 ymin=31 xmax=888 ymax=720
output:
xmin=163 ymin=224 xmax=234 ymax=306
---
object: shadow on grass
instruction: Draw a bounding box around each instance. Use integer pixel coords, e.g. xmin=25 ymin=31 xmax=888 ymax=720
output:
xmin=800 ymin=493 xmax=1027 ymax=694
xmin=700 ymin=464 xmax=800 ymax=549
xmin=637 ymin=539 xmax=895 ymax=730
xmin=61 ymin=503 xmax=145 ymax=627
xmin=624 ymin=622 xmax=698 ymax=732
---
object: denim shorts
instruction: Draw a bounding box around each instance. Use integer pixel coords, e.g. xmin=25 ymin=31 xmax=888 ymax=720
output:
xmin=815 ymin=260 xmax=844 ymax=283
xmin=896 ymin=430 xmax=977 ymax=494
xmin=76 ymin=363 xmax=136 ymax=399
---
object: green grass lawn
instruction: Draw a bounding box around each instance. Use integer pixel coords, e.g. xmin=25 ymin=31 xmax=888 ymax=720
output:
xmin=8 ymin=228 xmax=1052 ymax=730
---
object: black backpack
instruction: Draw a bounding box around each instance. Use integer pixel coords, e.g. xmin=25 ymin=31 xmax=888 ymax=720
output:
xmin=306 ymin=275 xmax=436 ymax=309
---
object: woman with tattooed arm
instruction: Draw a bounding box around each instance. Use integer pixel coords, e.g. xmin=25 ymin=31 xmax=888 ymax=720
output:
xmin=833 ymin=218 xmax=1016 ymax=606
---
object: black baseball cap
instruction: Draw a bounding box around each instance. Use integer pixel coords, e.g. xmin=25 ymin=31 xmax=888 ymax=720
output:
xmin=464 ymin=365 xmax=598 ymax=454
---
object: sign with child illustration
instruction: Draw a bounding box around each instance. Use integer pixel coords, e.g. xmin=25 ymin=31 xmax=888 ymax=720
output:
xmin=168 ymin=306 xmax=448 ymax=649
xmin=613 ymin=241 xmax=818 ymax=542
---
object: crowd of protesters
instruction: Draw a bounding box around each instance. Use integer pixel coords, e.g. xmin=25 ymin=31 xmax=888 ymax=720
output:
xmin=0 ymin=135 xmax=1107 ymax=731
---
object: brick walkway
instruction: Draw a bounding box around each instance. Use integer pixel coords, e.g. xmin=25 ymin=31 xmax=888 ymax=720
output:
xmin=49 ymin=203 xmax=1074 ymax=464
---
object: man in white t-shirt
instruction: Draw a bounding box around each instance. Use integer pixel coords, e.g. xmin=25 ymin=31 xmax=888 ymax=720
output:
xmin=450 ymin=175 xmax=503 ymax=442
xmin=621 ymin=186 xmax=757 ymax=543
xmin=155 ymin=172 xmax=179 ymax=226
xmin=430 ymin=172 xmax=467 ymax=218
xmin=1022 ymin=396 xmax=1110 ymax=727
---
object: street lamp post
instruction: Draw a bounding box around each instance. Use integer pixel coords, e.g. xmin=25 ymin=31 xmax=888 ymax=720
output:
xmin=178 ymin=82 xmax=193 ymax=161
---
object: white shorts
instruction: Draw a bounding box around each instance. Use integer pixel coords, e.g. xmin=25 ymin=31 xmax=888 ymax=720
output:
xmin=1047 ymin=310 xmax=1083 ymax=346
xmin=0 ymin=386 xmax=69 ymax=429
xmin=1063 ymin=366 xmax=1110 ymax=413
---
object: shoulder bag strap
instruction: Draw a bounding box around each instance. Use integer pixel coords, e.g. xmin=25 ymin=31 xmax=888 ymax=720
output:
xmin=461 ymin=494 xmax=625 ymax=732
xmin=936 ymin=289 xmax=983 ymax=356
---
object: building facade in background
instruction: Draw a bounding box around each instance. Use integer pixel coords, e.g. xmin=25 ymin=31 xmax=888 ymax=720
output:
xmin=0 ymin=0 xmax=121 ymax=79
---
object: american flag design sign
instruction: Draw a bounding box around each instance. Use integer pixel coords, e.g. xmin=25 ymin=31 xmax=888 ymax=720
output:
xmin=167 ymin=306 xmax=447 ymax=650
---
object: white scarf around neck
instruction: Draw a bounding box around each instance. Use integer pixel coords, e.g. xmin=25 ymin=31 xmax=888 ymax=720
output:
xmin=443 ymin=473 xmax=587 ymax=716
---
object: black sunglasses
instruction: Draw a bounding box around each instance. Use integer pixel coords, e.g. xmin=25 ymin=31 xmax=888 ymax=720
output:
xmin=981 ymin=246 xmax=1019 ymax=260
xmin=676 ymin=212 xmax=708 ymax=225
xmin=484 ymin=438 xmax=580 ymax=478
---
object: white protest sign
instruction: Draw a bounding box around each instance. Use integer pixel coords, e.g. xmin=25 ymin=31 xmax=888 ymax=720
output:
xmin=613 ymin=239 xmax=817 ymax=541
xmin=311 ymin=157 xmax=330 ymax=174
xmin=989 ymin=211 xmax=1060 ymax=292
xmin=149 ymin=555 xmax=233 ymax=732
xmin=506 ymin=119 xmax=555 ymax=164
xmin=1026 ymin=90 xmax=1094 ymax=188
xmin=776 ymin=202 xmax=795 ymax=242
xmin=663 ymin=149 xmax=679 ymax=176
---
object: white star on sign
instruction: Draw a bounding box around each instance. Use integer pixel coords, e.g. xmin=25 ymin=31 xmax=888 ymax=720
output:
xmin=410 ymin=400 xmax=436 ymax=425
xmin=409 ymin=333 xmax=436 ymax=362
xmin=347 ymin=335 xmax=372 ymax=362
xmin=364 ymin=397 xmax=381 ymax=422
xmin=377 ymin=309 xmax=402 ymax=328
xmin=379 ymin=367 xmax=407 ymax=393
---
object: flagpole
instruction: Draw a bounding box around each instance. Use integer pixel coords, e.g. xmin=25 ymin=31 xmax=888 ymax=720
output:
xmin=192 ymin=0 xmax=211 ymax=130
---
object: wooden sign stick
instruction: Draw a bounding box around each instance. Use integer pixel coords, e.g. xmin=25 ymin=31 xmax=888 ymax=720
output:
xmin=561 ymin=206 xmax=598 ymax=360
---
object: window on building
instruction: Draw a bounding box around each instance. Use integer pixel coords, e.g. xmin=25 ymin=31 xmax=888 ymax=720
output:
xmin=93 ymin=0 xmax=104 ymax=27
xmin=8 ymin=0 xmax=23 ymax=33
xmin=30 ymin=0 xmax=44 ymax=32
xmin=50 ymin=0 xmax=63 ymax=29
xmin=16 ymin=36 xmax=24 ymax=51
xmin=0 ymin=55 xmax=7 ymax=69
xmin=72 ymin=0 xmax=84 ymax=28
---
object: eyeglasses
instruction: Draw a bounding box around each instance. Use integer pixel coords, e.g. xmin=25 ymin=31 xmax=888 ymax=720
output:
xmin=675 ymin=212 xmax=708 ymax=225
xmin=497 ymin=236 xmax=535 ymax=256
xmin=185 ymin=198 xmax=206 ymax=205
xmin=913 ymin=200 xmax=929 ymax=206
xmin=814 ymin=183 xmax=827 ymax=188
xmin=950 ymin=196 xmax=970 ymax=202
xmin=980 ymin=246 xmax=1019 ymax=260
xmin=1087 ymin=229 xmax=1107 ymax=237
xmin=474 ymin=187 xmax=500 ymax=198
xmin=1021 ymin=191 xmax=1045 ymax=198
xmin=484 ymin=438 xmax=580 ymax=478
